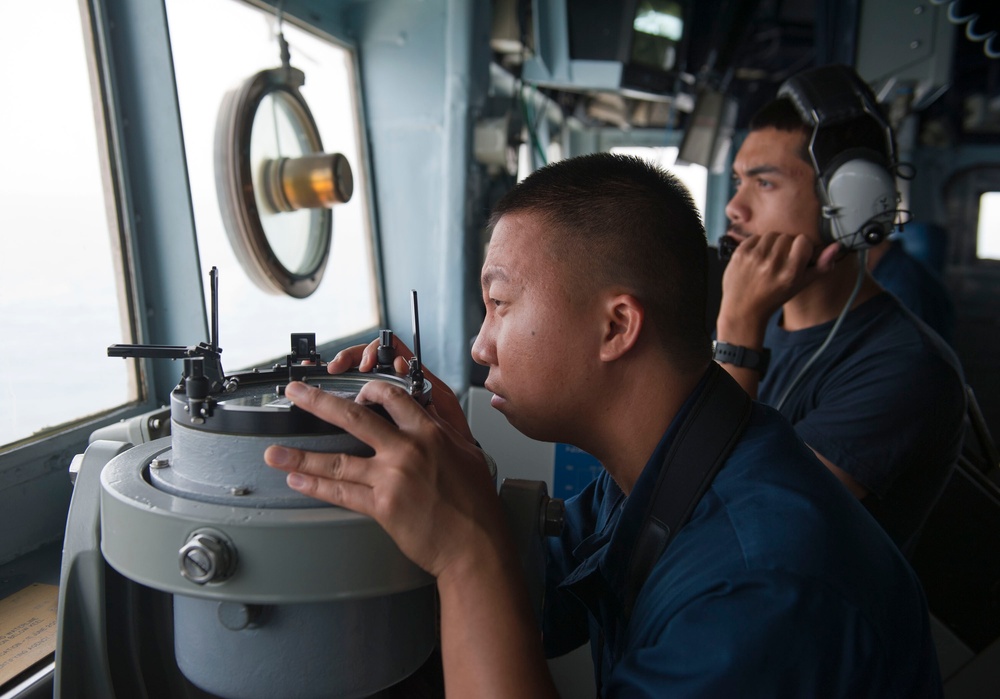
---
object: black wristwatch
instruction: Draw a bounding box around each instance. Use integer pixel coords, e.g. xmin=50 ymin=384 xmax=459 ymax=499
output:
xmin=712 ymin=341 xmax=771 ymax=377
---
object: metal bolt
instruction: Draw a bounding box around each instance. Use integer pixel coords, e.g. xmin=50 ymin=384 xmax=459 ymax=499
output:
xmin=150 ymin=457 xmax=170 ymax=470
xmin=183 ymin=548 xmax=213 ymax=579
xmin=914 ymin=6 xmax=924 ymax=15
xmin=910 ymin=40 xmax=922 ymax=49
xmin=230 ymin=486 xmax=251 ymax=496
xmin=179 ymin=531 xmax=235 ymax=584
xmin=218 ymin=602 xmax=263 ymax=631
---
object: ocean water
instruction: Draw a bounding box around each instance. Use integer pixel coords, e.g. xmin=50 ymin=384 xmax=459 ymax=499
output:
xmin=0 ymin=282 xmax=130 ymax=447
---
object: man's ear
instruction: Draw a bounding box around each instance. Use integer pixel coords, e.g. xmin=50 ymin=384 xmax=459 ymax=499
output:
xmin=599 ymin=294 xmax=643 ymax=362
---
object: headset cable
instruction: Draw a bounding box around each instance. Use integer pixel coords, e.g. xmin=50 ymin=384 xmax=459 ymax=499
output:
xmin=774 ymin=248 xmax=868 ymax=412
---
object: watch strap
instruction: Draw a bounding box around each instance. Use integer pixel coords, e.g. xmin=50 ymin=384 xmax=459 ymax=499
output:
xmin=712 ymin=341 xmax=771 ymax=377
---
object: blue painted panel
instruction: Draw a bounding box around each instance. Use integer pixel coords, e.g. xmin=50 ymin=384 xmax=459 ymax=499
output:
xmin=553 ymin=443 xmax=603 ymax=499
xmin=102 ymin=0 xmax=207 ymax=402
xmin=345 ymin=0 xmax=486 ymax=392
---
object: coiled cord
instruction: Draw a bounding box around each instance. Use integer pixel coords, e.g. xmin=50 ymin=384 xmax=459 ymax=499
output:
xmin=930 ymin=0 xmax=1000 ymax=59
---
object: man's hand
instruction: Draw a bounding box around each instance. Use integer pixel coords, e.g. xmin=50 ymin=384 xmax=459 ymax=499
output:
xmin=715 ymin=232 xmax=840 ymax=398
xmin=718 ymin=232 xmax=840 ymax=342
xmin=327 ymin=337 xmax=476 ymax=445
xmin=264 ymin=380 xmax=505 ymax=579
xmin=265 ymin=381 xmax=560 ymax=696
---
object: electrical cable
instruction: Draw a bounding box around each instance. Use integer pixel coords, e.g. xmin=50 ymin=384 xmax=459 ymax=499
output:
xmin=774 ymin=249 xmax=868 ymax=412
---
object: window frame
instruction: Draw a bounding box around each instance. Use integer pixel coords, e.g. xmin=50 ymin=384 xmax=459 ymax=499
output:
xmin=0 ymin=0 xmax=166 ymax=564
xmin=166 ymin=0 xmax=385 ymax=369
xmin=5 ymin=5 xmax=194 ymax=555
xmin=0 ymin=0 xmax=385 ymax=567
xmin=975 ymin=191 xmax=1000 ymax=263
xmin=946 ymin=166 xmax=1000 ymax=268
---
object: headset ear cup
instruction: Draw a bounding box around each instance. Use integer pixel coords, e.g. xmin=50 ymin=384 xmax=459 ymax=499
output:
xmin=814 ymin=179 xmax=835 ymax=246
xmin=777 ymin=65 xmax=901 ymax=250
xmin=821 ymin=158 xmax=897 ymax=250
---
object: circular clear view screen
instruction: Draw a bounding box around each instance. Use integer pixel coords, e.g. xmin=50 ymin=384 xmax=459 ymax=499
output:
xmin=249 ymin=90 xmax=318 ymax=273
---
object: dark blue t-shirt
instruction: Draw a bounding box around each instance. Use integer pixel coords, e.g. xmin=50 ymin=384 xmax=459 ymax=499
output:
xmin=758 ymin=292 xmax=966 ymax=553
xmin=872 ymin=239 xmax=956 ymax=344
xmin=543 ymin=392 xmax=942 ymax=697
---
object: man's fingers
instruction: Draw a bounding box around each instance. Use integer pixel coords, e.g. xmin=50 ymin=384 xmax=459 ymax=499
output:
xmin=326 ymin=335 xmax=455 ymax=402
xmin=320 ymin=333 xmax=477 ymax=444
xmin=327 ymin=340 xmax=378 ymax=375
xmin=328 ymin=337 xmax=418 ymax=376
xmin=733 ymin=231 xmax=793 ymax=266
xmin=264 ymin=443 xmax=371 ymax=484
xmin=394 ymin=356 xmax=410 ymax=374
xmin=787 ymin=234 xmax=817 ymax=268
xmin=285 ymin=468 xmax=377 ymax=515
xmin=283 ymin=381 xmax=401 ymax=450
xmin=751 ymin=231 xmax=779 ymax=257
xmin=356 ymin=379 xmax=437 ymax=433
xmin=816 ymin=241 xmax=843 ymax=271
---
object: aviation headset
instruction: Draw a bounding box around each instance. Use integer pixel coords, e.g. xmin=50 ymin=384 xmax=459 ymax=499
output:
xmin=777 ymin=64 xmax=900 ymax=250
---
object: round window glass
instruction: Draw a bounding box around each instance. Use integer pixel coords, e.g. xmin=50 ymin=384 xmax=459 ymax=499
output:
xmin=215 ymin=67 xmax=353 ymax=298
xmin=249 ymin=90 xmax=317 ymax=273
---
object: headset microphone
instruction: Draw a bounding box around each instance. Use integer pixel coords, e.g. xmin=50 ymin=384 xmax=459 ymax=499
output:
xmin=778 ymin=64 xmax=900 ymax=250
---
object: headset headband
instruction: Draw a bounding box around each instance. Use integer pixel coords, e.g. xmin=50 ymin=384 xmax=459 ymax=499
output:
xmin=777 ymin=64 xmax=897 ymax=175
xmin=776 ymin=64 xmax=899 ymax=249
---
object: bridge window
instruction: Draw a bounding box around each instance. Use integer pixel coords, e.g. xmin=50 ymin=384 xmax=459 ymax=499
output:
xmin=978 ymin=192 xmax=1000 ymax=261
xmin=166 ymin=0 xmax=378 ymax=370
xmin=610 ymin=146 xmax=708 ymax=218
xmin=0 ymin=2 xmax=133 ymax=449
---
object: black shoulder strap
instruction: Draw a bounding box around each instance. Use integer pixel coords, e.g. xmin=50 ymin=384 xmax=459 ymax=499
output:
xmin=621 ymin=363 xmax=753 ymax=626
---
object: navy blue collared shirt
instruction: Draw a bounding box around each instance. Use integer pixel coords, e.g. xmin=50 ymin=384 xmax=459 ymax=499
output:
xmin=542 ymin=376 xmax=942 ymax=698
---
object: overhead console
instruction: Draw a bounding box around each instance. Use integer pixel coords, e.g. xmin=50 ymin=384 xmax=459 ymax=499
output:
xmin=521 ymin=0 xmax=692 ymax=103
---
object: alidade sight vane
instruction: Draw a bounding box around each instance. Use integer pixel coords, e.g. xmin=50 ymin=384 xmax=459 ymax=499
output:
xmin=210 ymin=266 xmax=220 ymax=354
xmin=107 ymin=266 xmax=226 ymax=391
xmin=407 ymin=289 xmax=425 ymax=398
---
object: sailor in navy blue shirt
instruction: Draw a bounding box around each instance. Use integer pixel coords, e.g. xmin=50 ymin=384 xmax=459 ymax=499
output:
xmin=271 ymin=152 xmax=945 ymax=697
xmin=758 ymin=293 xmax=964 ymax=554
xmin=718 ymin=75 xmax=966 ymax=554
xmin=545 ymin=383 xmax=942 ymax=697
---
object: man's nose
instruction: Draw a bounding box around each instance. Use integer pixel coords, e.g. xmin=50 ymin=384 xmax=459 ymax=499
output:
xmin=725 ymin=191 xmax=747 ymax=224
xmin=471 ymin=329 xmax=493 ymax=367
